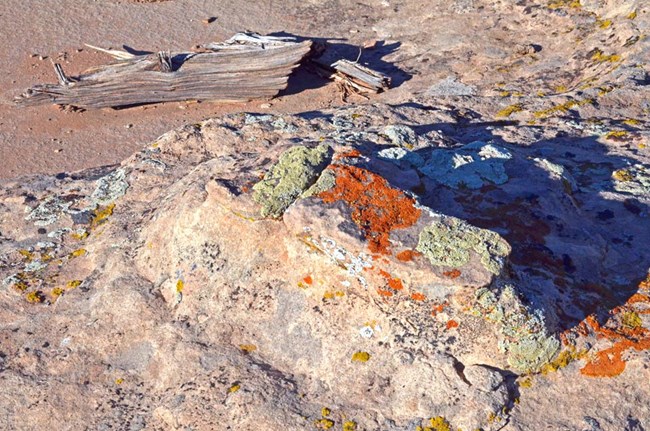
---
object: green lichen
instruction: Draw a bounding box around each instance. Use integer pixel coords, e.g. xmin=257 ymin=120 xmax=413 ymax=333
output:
xmin=416 ymin=217 xmax=510 ymax=275
xmin=252 ymin=145 xmax=332 ymax=218
xmin=474 ymin=286 xmax=560 ymax=373
xmin=302 ymin=168 xmax=336 ymax=198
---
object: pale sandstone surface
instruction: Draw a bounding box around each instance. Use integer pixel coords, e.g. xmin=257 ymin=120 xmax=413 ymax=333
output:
xmin=1 ymin=0 xmax=650 ymax=430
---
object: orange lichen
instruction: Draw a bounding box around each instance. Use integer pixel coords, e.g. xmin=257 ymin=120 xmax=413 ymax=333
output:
xmin=239 ymin=344 xmax=257 ymax=353
xmin=446 ymin=320 xmax=459 ymax=330
xmin=377 ymin=289 xmax=394 ymax=297
xmin=578 ymin=280 xmax=650 ymax=377
xmin=431 ymin=302 xmax=447 ymax=316
xmin=337 ymin=149 xmax=362 ymax=159
xmin=443 ymin=269 xmax=461 ymax=279
xmin=303 ymin=275 xmax=313 ymax=285
xmin=411 ymin=292 xmax=426 ymax=301
xmin=319 ymin=165 xmax=421 ymax=254
xmin=378 ymin=269 xmax=404 ymax=291
xmin=396 ymin=249 xmax=418 ymax=262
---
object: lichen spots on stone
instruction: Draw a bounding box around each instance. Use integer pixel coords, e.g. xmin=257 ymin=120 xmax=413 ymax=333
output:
xmin=176 ymin=279 xmax=184 ymax=293
xmin=342 ymin=421 xmax=357 ymax=431
xmin=239 ymin=344 xmax=257 ymax=354
xmin=410 ymin=292 xmax=426 ymax=301
xmin=496 ymin=104 xmax=523 ymax=118
xmin=416 ymin=416 xmax=452 ymax=431
xmin=446 ymin=320 xmax=459 ymax=330
xmin=26 ymin=291 xmax=44 ymax=303
xmin=443 ymin=269 xmax=461 ymax=279
xmin=416 ymin=217 xmax=510 ymax=275
xmin=396 ymin=249 xmax=418 ymax=262
xmin=69 ymin=248 xmax=87 ymax=258
xmin=228 ymin=383 xmax=241 ymax=393
xmin=90 ymin=203 xmax=115 ymax=229
xmin=578 ymin=280 xmax=650 ymax=377
xmin=66 ymin=280 xmax=82 ymax=289
xmin=252 ymin=145 xmax=332 ymax=218
xmin=351 ymin=351 xmax=371 ymax=362
xmin=319 ymin=165 xmax=421 ymax=254
xmin=315 ymin=418 xmax=335 ymax=429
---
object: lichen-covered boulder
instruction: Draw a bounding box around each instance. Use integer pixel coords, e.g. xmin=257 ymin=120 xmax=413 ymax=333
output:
xmin=252 ymin=144 xmax=333 ymax=218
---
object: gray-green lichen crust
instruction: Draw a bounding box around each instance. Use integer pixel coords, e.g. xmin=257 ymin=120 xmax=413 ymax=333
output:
xmin=416 ymin=216 xmax=511 ymax=275
xmin=252 ymin=145 xmax=332 ymax=218
xmin=474 ymin=286 xmax=560 ymax=373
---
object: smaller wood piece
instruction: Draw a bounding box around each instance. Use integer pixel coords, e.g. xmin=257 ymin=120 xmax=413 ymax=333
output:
xmin=16 ymin=33 xmax=312 ymax=109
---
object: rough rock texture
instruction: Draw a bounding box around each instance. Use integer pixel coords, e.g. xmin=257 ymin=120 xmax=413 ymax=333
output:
xmin=1 ymin=99 xmax=649 ymax=429
xmin=1 ymin=0 xmax=650 ymax=428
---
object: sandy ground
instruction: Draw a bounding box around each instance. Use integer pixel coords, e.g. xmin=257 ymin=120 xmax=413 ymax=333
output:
xmin=2 ymin=0 xmax=645 ymax=178
xmin=0 ymin=0 xmax=364 ymax=178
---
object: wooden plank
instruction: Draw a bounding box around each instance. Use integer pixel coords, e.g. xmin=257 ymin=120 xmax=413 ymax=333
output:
xmin=16 ymin=33 xmax=312 ymax=109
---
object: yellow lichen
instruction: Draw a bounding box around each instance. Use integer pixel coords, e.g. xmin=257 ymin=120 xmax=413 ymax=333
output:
xmin=176 ymin=279 xmax=184 ymax=293
xmin=315 ymin=418 xmax=335 ymax=429
xmin=71 ymin=230 xmax=89 ymax=240
xmin=612 ymin=169 xmax=634 ymax=182
xmin=533 ymin=99 xmax=593 ymax=119
xmin=628 ymin=10 xmax=637 ymax=20
xmin=496 ymin=104 xmax=523 ymax=118
xmin=343 ymin=421 xmax=357 ymax=431
xmin=351 ymin=351 xmax=371 ymax=362
xmin=623 ymin=119 xmax=640 ymax=126
xmin=540 ymin=348 xmax=586 ymax=374
xmin=621 ymin=311 xmax=642 ymax=329
xmin=18 ymin=249 xmax=34 ymax=261
xmin=69 ymin=248 xmax=87 ymax=258
xmin=547 ymin=0 xmax=581 ymax=9
xmin=26 ymin=291 xmax=44 ymax=303
xmin=115 ymin=378 xmax=124 ymax=385
xmin=519 ymin=377 xmax=533 ymax=388
xmin=596 ymin=19 xmax=612 ymax=29
xmin=605 ymin=130 xmax=628 ymax=140
xmin=417 ymin=417 xmax=452 ymax=431
xmin=51 ymin=287 xmax=64 ymax=298
xmin=90 ymin=203 xmax=115 ymax=229
xmin=228 ymin=383 xmax=241 ymax=393
xmin=321 ymin=407 xmax=331 ymax=417
xmin=590 ymin=49 xmax=621 ymax=63
xmin=66 ymin=280 xmax=82 ymax=289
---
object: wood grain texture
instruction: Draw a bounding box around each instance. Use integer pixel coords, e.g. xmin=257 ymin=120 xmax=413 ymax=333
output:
xmin=16 ymin=33 xmax=312 ymax=109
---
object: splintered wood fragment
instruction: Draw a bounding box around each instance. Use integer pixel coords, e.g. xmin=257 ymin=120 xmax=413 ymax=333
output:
xmin=16 ymin=33 xmax=312 ymax=109
xmin=53 ymin=63 xmax=72 ymax=86
xmin=312 ymin=50 xmax=390 ymax=95
xmin=331 ymin=59 xmax=390 ymax=93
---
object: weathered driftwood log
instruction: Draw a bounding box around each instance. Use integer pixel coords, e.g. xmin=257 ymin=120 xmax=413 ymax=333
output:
xmin=16 ymin=33 xmax=312 ymax=109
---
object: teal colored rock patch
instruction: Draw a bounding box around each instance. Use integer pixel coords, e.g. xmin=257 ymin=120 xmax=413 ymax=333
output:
xmin=252 ymin=145 xmax=332 ymax=218
xmin=419 ymin=141 xmax=512 ymax=189
xmin=416 ymin=216 xmax=511 ymax=275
